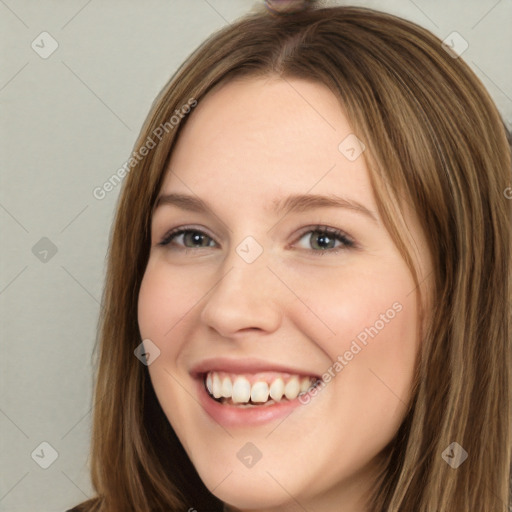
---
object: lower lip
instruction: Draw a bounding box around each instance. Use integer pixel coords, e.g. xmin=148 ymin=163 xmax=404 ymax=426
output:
xmin=195 ymin=377 xmax=313 ymax=428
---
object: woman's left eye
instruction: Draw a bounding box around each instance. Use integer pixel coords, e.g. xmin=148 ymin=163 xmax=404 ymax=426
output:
xmin=294 ymin=226 xmax=355 ymax=254
xmin=158 ymin=225 xmax=356 ymax=255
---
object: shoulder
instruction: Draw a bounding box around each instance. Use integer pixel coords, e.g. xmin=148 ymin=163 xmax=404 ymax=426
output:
xmin=65 ymin=496 xmax=103 ymax=512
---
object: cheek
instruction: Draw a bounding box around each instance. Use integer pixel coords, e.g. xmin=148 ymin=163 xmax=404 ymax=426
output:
xmin=137 ymin=267 xmax=171 ymax=342
xmin=137 ymin=260 xmax=202 ymax=345
xmin=284 ymin=260 xmax=418 ymax=357
xmin=137 ymin=264 xmax=199 ymax=450
xmin=322 ymin=269 xmax=419 ymax=428
xmin=331 ymin=256 xmax=411 ymax=321
xmin=293 ymin=262 xmax=420 ymax=412
xmin=284 ymin=269 xmax=419 ymax=478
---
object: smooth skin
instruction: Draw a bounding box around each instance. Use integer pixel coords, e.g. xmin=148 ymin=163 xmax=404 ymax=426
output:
xmin=137 ymin=76 xmax=432 ymax=512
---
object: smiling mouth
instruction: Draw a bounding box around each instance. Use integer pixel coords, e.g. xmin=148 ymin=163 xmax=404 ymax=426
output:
xmin=203 ymin=370 xmax=321 ymax=407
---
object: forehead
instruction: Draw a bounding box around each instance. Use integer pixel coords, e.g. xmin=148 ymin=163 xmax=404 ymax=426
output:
xmin=159 ymin=76 xmax=374 ymax=211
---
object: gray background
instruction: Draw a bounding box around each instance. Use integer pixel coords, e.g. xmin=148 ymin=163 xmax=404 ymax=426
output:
xmin=1 ymin=1 xmax=511 ymax=511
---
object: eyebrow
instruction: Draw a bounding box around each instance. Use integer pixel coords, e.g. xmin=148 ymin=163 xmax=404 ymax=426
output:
xmin=153 ymin=192 xmax=378 ymax=222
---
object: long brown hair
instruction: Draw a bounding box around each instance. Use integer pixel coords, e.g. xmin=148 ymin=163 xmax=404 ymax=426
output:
xmin=70 ymin=5 xmax=512 ymax=511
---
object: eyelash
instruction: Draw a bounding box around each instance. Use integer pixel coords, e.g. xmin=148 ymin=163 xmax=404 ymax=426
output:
xmin=157 ymin=224 xmax=356 ymax=256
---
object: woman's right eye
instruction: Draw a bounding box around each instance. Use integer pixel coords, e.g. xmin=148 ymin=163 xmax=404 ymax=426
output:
xmin=158 ymin=228 xmax=216 ymax=249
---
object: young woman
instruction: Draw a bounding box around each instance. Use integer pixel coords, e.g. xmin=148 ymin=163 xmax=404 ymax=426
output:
xmin=68 ymin=3 xmax=511 ymax=511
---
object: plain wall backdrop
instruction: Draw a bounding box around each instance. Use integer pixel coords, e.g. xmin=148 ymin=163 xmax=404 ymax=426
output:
xmin=1 ymin=1 xmax=511 ymax=510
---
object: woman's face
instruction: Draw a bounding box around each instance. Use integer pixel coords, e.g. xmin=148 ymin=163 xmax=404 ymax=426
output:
xmin=138 ymin=76 xmax=431 ymax=511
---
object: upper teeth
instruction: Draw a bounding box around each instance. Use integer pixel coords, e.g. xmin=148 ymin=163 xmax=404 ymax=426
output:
xmin=205 ymin=371 xmax=315 ymax=404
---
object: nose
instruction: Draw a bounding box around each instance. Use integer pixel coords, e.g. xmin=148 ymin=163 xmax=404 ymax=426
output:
xmin=199 ymin=242 xmax=283 ymax=338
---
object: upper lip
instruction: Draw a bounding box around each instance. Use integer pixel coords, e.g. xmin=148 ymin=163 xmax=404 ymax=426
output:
xmin=190 ymin=357 xmax=321 ymax=379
